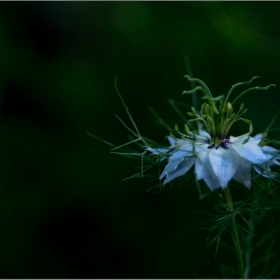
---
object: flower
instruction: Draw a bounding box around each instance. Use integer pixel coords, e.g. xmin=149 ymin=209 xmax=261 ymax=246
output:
xmin=148 ymin=131 xmax=280 ymax=190
xmin=112 ymin=75 xmax=278 ymax=191
xmin=146 ymin=76 xmax=279 ymax=191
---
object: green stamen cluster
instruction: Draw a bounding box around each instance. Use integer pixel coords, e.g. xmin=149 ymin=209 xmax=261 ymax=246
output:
xmin=182 ymin=75 xmax=275 ymax=143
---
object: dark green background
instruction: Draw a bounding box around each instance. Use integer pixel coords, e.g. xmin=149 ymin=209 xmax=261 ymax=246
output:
xmin=0 ymin=2 xmax=280 ymax=278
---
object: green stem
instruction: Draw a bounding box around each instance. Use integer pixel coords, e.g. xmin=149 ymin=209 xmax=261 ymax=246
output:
xmin=231 ymin=84 xmax=275 ymax=107
xmin=184 ymin=75 xmax=219 ymax=114
xmin=224 ymin=187 xmax=245 ymax=279
xmin=244 ymin=188 xmax=259 ymax=279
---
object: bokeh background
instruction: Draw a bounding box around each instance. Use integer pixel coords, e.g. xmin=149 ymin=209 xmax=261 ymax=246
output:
xmin=1 ymin=2 xmax=280 ymax=278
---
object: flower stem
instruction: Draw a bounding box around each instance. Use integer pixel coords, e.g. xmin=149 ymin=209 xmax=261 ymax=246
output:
xmin=224 ymin=187 xmax=245 ymax=279
xmin=244 ymin=188 xmax=259 ymax=279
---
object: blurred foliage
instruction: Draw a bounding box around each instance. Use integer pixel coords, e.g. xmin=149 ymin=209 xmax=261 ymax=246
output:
xmin=0 ymin=2 xmax=280 ymax=278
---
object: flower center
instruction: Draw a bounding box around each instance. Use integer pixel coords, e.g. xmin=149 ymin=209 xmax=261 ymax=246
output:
xmin=206 ymin=137 xmax=231 ymax=150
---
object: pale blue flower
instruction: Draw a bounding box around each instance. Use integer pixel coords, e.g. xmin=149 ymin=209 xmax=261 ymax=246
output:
xmin=148 ymin=131 xmax=279 ymax=191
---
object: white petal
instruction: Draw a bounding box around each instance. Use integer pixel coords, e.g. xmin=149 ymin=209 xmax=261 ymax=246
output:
xmin=170 ymin=148 xmax=192 ymax=160
xmin=195 ymin=149 xmax=209 ymax=180
xmin=253 ymin=133 xmax=263 ymax=140
xmin=253 ymin=164 xmax=276 ymax=178
xmin=229 ymin=135 xmax=237 ymax=142
xmin=147 ymin=147 xmax=171 ymax=162
xmin=147 ymin=147 xmax=157 ymax=154
xmin=269 ymin=160 xmax=280 ymax=166
xmin=163 ymin=158 xmax=195 ymax=184
xmin=178 ymin=139 xmax=192 ymax=147
xmin=197 ymin=130 xmax=211 ymax=139
xmin=208 ymin=148 xmax=238 ymax=188
xmin=167 ymin=136 xmax=177 ymax=145
xmin=249 ymin=138 xmax=262 ymax=146
xmin=230 ymin=135 xmax=251 ymax=145
xmin=179 ymin=142 xmax=195 ymax=152
xmin=147 ymin=147 xmax=169 ymax=155
xmin=232 ymin=141 xmax=270 ymax=164
xmin=166 ymin=137 xmax=191 ymax=150
xmin=195 ymin=148 xmax=221 ymax=190
xmin=233 ymin=157 xmax=251 ymax=188
xmin=159 ymin=156 xmax=184 ymax=180
xmin=261 ymin=146 xmax=279 ymax=157
xmin=160 ymin=147 xmax=192 ymax=177
xmin=169 ymin=139 xmax=193 ymax=150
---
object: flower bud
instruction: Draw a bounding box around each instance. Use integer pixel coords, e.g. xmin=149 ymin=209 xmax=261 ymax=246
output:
xmin=227 ymin=102 xmax=233 ymax=111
